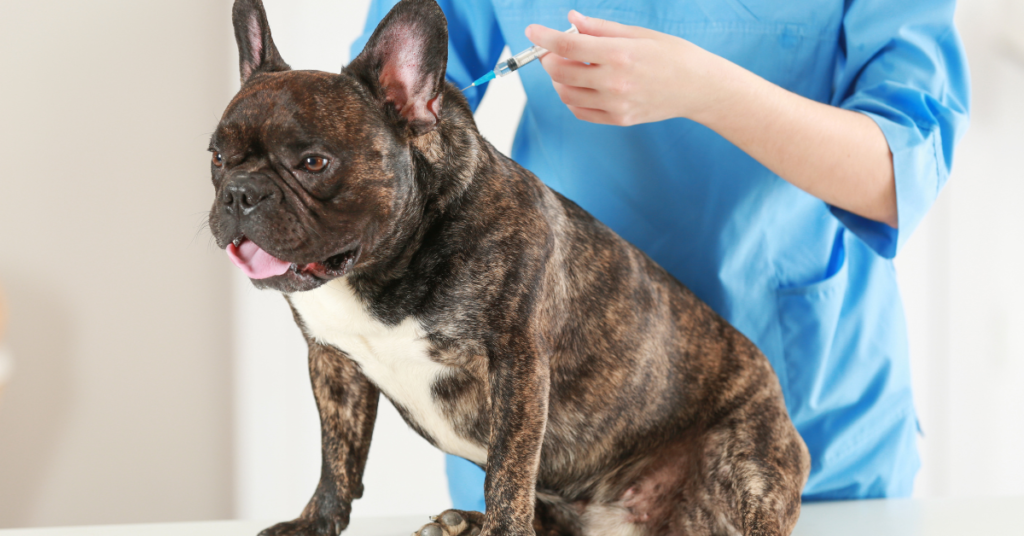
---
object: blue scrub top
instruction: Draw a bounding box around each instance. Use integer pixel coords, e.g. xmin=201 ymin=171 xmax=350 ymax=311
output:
xmin=354 ymin=0 xmax=970 ymax=502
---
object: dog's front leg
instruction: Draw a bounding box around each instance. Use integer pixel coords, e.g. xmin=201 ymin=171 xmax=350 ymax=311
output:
xmin=260 ymin=341 xmax=380 ymax=536
xmin=482 ymin=333 xmax=550 ymax=536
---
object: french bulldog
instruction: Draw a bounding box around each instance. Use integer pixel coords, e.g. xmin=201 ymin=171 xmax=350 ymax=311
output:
xmin=208 ymin=1 xmax=810 ymax=535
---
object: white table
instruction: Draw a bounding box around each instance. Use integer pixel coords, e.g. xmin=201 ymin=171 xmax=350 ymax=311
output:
xmin=1 ymin=497 xmax=1019 ymax=536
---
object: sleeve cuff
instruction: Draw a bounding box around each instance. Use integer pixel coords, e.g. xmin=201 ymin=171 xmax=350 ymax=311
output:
xmin=829 ymin=110 xmax=945 ymax=259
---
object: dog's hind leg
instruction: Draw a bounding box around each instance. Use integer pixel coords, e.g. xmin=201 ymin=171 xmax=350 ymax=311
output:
xmin=681 ymin=396 xmax=810 ymax=536
xmin=604 ymin=399 xmax=807 ymax=536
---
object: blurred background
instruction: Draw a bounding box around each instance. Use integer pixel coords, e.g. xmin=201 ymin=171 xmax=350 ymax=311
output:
xmin=0 ymin=0 xmax=1021 ymax=529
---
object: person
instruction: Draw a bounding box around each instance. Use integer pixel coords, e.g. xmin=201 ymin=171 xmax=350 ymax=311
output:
xmin=353 ymin=0 xmax=969 ymax=504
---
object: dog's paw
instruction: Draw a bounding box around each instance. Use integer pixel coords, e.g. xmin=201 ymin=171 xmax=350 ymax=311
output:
xmin=414 ymin=509 xmax=484 ymax=536
xmin=258 ymin=517 xmax=345 ymax=536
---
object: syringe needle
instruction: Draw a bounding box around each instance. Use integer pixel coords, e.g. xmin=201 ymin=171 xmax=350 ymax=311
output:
xmin=460 ymin=25 xmax=578 ymax=92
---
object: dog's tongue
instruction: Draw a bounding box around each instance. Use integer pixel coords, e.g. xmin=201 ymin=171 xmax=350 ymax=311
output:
xmin=226 ymin=239 xmax=291 ymax=279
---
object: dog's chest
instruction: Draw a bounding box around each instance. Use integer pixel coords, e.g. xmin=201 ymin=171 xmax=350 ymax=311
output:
xmin=288 ymin=278 xmax=487 ymax=464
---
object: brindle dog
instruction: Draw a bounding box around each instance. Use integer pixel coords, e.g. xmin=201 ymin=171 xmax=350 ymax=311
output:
xmin=208 ymin=1 xmax=810 ymax=535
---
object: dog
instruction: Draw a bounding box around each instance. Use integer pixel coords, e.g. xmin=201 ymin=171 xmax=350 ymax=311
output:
xmin=208 ymin=1 xmax=810 ymax=535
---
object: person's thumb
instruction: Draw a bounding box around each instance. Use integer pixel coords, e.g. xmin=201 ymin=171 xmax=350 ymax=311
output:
xmin=569 ymin=10 xmax=644 ymax=38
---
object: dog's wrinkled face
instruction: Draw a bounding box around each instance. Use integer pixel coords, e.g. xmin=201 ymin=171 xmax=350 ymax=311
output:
xmin=209 ymin=72 xmax=406 ymax=292
xmin=208 ymin=0 xmax=448 ymax=292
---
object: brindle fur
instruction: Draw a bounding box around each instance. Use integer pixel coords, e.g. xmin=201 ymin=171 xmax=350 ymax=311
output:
xmin=209 ymin=1 xmax=810 ymax=536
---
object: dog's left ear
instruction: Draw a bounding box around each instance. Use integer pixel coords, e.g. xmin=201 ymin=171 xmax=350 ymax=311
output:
xmin=348 ymin=0 xmax=448 ymax=137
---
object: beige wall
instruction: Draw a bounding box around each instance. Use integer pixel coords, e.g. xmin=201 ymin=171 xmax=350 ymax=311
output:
xmin=0 ymin=0 xmax=234 ymax=527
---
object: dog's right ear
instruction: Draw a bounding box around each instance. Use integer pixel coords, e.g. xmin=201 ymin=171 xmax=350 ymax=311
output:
xmin=232 ymin=0 xmax=290 ymax=84
xmin=347 ymin=0 xmax=448 ymax=137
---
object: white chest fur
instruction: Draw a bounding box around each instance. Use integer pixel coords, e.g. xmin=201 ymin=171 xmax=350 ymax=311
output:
xmin=288 ymin=278 xmax=487 ymax=465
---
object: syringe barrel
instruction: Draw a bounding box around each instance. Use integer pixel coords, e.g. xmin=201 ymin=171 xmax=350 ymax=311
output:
xmin=507 ymin=46 xmax=546 ymax=72
xmin=501 ymin=24 xmax=579 ymax=75
xmin=494 ymin=61 xmax=514 ymax=78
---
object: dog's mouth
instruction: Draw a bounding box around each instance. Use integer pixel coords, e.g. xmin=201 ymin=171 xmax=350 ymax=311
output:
xmin=226 ymin=237 xmax=359 ymax=282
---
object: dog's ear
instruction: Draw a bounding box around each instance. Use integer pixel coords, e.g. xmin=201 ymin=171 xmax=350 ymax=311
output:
xmin=348 ymin=0 xmax=448 ymax=137
xmin=232 ymin=0 xmax=290 ymax=84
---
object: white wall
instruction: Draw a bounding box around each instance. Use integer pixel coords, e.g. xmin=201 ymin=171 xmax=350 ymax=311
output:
xmin=900 ymin=0 xmax=1024 ymax=498
xmin=0 ymin=0 xmax=235 ymax=528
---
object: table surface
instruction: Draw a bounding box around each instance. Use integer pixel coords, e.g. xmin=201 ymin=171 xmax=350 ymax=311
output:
xmin=1 ymin=496 xmax=1019 ymax=536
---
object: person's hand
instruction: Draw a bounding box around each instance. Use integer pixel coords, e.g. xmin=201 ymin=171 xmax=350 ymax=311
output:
xmin=526 ymin=10 xmax=724 ymax=126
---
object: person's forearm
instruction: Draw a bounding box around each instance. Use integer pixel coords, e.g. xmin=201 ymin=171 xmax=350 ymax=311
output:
xmin=688 ymin=55 xmax=898 ymax=228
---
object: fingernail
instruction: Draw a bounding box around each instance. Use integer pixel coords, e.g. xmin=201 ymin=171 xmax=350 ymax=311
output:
xmin=571 ymin=10 xmax=587 ymax=20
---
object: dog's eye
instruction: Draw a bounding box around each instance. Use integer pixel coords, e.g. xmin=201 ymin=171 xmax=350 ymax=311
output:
xmin=303 ymin=156 xmax=328 ymax=173
xmin=212 ymin=152 xmax=224 ymax=168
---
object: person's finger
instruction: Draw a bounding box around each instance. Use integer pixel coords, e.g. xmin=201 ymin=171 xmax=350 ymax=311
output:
xmin=525 ymin=23 xmax=620 ymax=64
xmin=568 ymin=10 xmax=647 ymax=39
xmin=566 ymin=105 xmax=616 ymax=125
xmin=540 ymin=54 xmax=602 ymax=89
xmin=552 ymin=82 xmax=605 ymax=110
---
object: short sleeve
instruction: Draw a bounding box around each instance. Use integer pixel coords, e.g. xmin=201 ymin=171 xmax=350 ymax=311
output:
xmin=829 ymin=0 xmax=970 ymax=259
xmin=350 ymin=0 xmax=507 ymax=112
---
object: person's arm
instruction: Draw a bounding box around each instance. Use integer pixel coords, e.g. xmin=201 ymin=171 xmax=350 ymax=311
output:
xmin=527 ymin=11 xmax=898 ymax=226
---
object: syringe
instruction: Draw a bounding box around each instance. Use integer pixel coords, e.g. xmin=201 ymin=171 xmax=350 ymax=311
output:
xmin=461 ymin=25 xmax=579 ymax=91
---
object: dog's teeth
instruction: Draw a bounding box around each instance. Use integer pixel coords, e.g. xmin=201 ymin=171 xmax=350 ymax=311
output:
xmin=232 ymin=238 xmax=242 ymax=247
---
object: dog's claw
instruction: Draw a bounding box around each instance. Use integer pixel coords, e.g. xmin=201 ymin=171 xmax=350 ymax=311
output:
xmin=417 ymin=509 xmax=484 ymax=536
xmin=419 ymin=524 xmax=444 ymax=536
xmin=440 ymin=511 xmax=464 ymax=527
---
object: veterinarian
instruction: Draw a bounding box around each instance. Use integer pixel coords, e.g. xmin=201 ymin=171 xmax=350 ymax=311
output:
xmin=354 ymin=0 xmax=969 ymax=503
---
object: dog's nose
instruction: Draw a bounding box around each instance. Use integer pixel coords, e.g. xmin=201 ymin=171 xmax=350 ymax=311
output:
xmin=221 ymin=174 xmax=276 ymax=216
